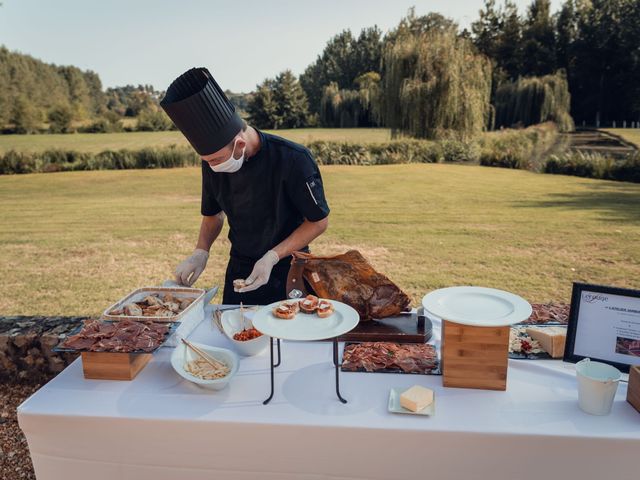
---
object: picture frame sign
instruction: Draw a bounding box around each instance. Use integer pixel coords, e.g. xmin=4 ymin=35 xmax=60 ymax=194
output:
xmin=565 ymin=282 xmax=640 ymax=373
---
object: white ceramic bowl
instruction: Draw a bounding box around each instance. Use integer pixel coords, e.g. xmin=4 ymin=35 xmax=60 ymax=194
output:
xmin=171 ymin=341 xmax=238 ymax=390
xmin=221 ymin=309 xmax=269 ymax=356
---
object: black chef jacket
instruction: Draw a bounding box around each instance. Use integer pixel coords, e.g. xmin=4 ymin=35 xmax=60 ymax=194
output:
xmin=201 ymin=129 xmax=330 ymax=305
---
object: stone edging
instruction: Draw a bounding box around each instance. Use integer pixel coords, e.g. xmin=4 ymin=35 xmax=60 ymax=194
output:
xmin=0 ymin=316 xmax=88 ymax=382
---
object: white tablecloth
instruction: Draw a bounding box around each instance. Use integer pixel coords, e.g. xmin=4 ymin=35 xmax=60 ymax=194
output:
xmin=18 ymin=307 xmax=639 ymax=480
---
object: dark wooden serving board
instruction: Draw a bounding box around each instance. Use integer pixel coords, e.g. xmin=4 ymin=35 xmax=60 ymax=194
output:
xmin=337 ymin=308 xmax=432 ymax=344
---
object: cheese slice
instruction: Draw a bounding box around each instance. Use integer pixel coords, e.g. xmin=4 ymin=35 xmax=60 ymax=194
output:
xmin=400 ymin=385 xmax=434 ymax=412
xmin=525 ymin=327 xmax=567 ymax=358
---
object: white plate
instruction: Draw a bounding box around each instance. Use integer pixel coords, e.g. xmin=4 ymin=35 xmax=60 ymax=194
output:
xmin=388 ymin=388 xmax=435 ymax=416
xmin=422 ymin=286 xmax=532 ymax=327
xmin=252 ymin=300 xmax=359 ymax=341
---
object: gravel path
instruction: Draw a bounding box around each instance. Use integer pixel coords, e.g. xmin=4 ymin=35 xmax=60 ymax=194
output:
xmin=1 ymin=383 xmax=40 ymax=480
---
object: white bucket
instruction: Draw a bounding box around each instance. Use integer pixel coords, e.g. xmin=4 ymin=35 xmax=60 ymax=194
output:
xmin=575 ymin=358 xmax=621 ymax=416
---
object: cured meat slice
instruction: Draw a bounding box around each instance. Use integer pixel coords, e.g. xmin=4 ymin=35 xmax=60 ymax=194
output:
xmin=58 ymin=319 xmax=172 ymax=353
xmin=61 ymin=334 xmax=95 ymax=350
xmin=342 ymin=342 xmax=438 ymax=374
xmin=522 ymin=303 xmax=569 ymax=324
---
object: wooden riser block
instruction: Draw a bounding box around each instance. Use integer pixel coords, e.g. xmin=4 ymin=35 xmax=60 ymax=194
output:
xmin=81 ymin=352 xmax=152 ymax=381
xmin=442 ymin=320 xmax=510 ymax=391
xmin=627 ymin=366 xmax=640 ymax=414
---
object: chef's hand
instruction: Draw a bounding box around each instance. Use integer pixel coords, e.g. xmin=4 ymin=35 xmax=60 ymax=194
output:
xmin=238 ymin=250 xmax=279 ymax=293
xmin=174 ymin=249 xmax=209 ymax=286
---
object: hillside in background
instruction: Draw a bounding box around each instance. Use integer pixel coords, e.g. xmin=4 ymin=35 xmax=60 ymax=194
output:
xmin=0 ymin=47 xmax=251 ymax=133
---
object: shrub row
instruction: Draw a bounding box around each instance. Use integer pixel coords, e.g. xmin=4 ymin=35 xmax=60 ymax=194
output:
xmin=307 ymin=139 xmax=479 ymax=165
xmin=2 ymin=124 xmax=637 ymax=183
xmin=544 ymin=151 xmax=640 ymax=183
xmin=0 ymin=146 xmax=199 ymax=174
xmin=0 ymin=139 xmax=483 ymax=174
xmin=478 ymin=122 xmax=560 ymax=171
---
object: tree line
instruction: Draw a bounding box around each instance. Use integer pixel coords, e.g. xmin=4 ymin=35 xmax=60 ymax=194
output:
xmin=470 ymin=0 xmax=639 ymax=127
xmin=1 ymin=0 xmax=638 ymax=138
xmin=0 ymin=48 xmax=250 ymax=134
xmin=247 ymin=0 xmax=639 ymax=135
xmin=0 ymin=46 xmax=180 ymax=133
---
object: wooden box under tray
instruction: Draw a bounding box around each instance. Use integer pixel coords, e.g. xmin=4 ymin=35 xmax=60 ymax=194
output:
xmin=54 ymin=321 xmax=180 ymax=381
xmin=81 ymin=352 xmax=152 ymax=381
xmin=441 ymin=321 xmax=510 ymax=391
xmin=337 ymin=308 xmax=432 ymax=343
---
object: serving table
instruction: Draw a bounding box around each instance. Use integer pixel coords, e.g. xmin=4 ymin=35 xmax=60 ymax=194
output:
xmin=18 ymin=305 xmax=639 ymax=480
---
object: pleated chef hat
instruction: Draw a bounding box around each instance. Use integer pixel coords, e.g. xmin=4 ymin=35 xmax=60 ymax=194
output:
xmin=160 ymin=67 xmax=244 ymax=156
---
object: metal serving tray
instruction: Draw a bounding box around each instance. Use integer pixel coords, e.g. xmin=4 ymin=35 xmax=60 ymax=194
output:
xmin=102 ymin=286 xmax=206 ymax=323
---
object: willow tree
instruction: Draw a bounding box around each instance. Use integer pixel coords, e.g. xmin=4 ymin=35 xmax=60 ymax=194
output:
xmin=320 ymin=72 xmax=380 ymax=127
xmin=493 ymin=71 xmax=574 ymax=131
xmin=377 ymin=20 xmax=493 ymax=140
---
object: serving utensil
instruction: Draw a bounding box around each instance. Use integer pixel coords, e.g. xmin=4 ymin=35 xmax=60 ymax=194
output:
xmin=181 ymin=338 xmax=226 ymax=370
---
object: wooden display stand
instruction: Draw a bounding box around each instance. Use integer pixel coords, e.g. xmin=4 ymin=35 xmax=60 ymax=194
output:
xmin=441 ymin=320 xmax=510 ymax=391
xmin=627 ymin=365 xmax=640 ymax=413
xmin=81 ymin=352 xmax=152 ymax=381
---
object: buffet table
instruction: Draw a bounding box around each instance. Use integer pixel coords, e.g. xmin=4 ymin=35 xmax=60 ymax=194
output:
xmin=18 ymin=305 xmax=638 ymax=480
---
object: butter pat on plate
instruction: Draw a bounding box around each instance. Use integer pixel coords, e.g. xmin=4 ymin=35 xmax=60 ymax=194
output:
xmin=400 ymin=385 xmax=434 ymax=413
xmin=525 ymin=326 xmax=567 ymax=358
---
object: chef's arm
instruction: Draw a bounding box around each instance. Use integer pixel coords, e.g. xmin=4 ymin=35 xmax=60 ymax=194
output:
xmin=272 ymin=216 xmax=329 ymax=260
xmin=195 ymin=212 xmax=225 ymax=252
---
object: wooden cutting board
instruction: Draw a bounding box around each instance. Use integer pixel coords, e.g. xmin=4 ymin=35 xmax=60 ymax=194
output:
xmin=337 ymin=308 xmax=432 ymax=344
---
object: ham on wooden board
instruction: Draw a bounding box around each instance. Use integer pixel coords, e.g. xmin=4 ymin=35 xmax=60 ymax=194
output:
xmin=287 ymin=250 xmax=412 ymax=321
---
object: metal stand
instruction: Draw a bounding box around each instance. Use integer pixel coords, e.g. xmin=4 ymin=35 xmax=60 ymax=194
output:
xmin=333 ymin=337 xmax=348 ymax=403
xmin=263 ymin=336 xmax=347 ymax=405
xmin=263 ymin=337 xmax=281 ymax=405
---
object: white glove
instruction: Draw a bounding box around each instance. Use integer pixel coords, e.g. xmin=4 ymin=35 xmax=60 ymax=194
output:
xmin=174 ymin=249 xmax=209 ymax=286
xmin=238 ymin=250 xmax=279 ymax=293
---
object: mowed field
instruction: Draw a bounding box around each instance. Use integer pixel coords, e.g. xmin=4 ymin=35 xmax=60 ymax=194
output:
xmin=0 ymin=128 xmax=393 ymax=153
xmin=1 ymin=164 xmax=639 ymax=316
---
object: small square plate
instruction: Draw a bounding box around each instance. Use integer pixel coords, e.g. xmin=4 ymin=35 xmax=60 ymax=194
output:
xmin=388 ymin=387 xmax=435 ymax=416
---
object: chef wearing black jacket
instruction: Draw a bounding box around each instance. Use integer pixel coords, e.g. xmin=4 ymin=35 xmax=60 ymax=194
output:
xmin=160 ymin=67 xmax=330 ymax=305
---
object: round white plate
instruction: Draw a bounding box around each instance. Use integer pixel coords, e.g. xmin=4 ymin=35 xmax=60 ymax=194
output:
xmin=422 ymin=286 xmax=532 ymax=327
xmin=252 ymin=300 xmax=359 ymax=341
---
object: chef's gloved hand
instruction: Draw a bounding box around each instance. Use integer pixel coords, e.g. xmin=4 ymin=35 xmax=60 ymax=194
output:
xmin=174 ymin=249 xmax=209 ymax=286
xmin=238 ymin=250 xmax=279 ymax=293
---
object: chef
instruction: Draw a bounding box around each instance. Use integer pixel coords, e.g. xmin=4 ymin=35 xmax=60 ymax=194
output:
xmin=160 ymin=67 xmax=330 ymax=305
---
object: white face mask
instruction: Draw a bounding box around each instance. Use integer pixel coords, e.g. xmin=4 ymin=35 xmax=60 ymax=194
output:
xmin=210 ymin=139 xmax=245 ymax=173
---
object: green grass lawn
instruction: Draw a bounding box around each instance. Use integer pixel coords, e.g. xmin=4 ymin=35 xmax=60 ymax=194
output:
xmin=1 ymin=164 xmax=638 ymax=316
xmin=603 ymin=128 xmax=640 ymax=148
xmin=0 ymin=128 xmax=392 ymax=154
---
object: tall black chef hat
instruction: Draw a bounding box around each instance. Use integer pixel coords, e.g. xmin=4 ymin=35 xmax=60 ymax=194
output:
xmin=160 ymin=67 xmax=244 ymax=156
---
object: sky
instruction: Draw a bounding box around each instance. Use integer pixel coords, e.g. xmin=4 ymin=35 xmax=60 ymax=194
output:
xmin=0 ymin=0 xmax=563 ymax=93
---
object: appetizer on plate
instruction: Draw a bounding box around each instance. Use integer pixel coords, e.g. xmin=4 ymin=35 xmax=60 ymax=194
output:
xmin=272 ymin=300 xmax=300 ymax=319
xmin=316 ymin=300 xmax=334 ymax=318
xmin=299 ymin=294 xmax=320 ymax=314
xmin=272 ymin=298 xmax=335 ymax=319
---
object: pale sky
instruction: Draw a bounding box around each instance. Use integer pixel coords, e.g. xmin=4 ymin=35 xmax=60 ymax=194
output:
xmin=0 ymin=0 xmax=562 ymax=93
